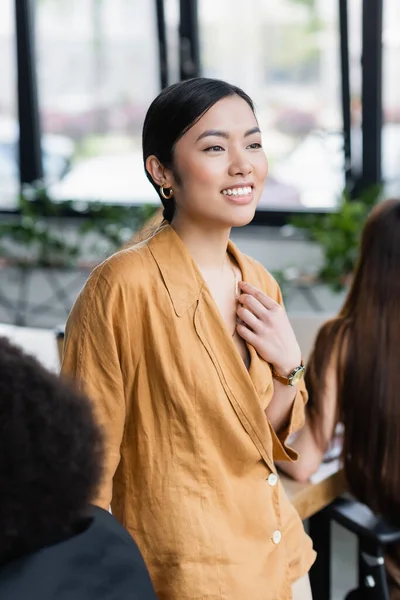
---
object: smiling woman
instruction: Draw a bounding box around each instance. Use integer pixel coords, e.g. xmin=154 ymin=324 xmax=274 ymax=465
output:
xmin=142 ymin=78 xmax=266 ymax=225
xmin=62 ymin=78 xmax=315 ymax=600
xmin=145 ymin=91 xmax=267 ymax=229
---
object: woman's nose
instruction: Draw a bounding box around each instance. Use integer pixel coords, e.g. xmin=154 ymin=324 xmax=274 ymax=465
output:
xmin=228 ymin=149 xmax=253 ymax=177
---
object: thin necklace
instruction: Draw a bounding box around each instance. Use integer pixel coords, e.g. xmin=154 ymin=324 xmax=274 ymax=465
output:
xmin=225 ymin=255 xmax=240 ymax=336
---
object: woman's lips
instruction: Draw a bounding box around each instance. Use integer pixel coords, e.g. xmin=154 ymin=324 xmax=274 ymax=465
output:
xmin=221 ymin=186 xmax=254 ymax=205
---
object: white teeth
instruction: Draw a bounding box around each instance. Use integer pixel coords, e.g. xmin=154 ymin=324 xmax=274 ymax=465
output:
xmin=222 ymin=186 xmax=252 ymax=196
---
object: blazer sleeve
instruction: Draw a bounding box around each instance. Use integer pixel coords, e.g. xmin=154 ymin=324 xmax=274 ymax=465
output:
xmin=61 ymin=262 xmax=131 ymax=509
xmin=255 ymin=263 xmax=308 ymax=462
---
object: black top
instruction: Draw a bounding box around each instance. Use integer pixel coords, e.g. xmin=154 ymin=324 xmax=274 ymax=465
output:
xmin=0 ymin=506 xmax=157 ymax=600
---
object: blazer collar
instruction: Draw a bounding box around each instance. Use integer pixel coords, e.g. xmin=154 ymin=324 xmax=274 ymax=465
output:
xmin=148 ymin=225 xmax=203 ymax=317
xmin=147 ymin=224 xmax=247 ymax=317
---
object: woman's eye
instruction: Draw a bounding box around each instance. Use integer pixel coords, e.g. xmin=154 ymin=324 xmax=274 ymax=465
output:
xmin=247 ymin=142 xmax=262 ymax=149
xmin=204 ymin=145 xmax=225 ymax=152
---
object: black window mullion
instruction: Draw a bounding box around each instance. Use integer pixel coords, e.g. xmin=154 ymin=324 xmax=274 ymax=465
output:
xmin=339 ymin=0 xmax=352 ymax=190
xmin=179 ymin=0 xmax=200 ymax=81
xmin=155 ymin=0 xmax=169 ymax=89
xmin=15 ymin=0 xmax=42 ymax=186
xmin=361 ymin=0 xmax=383 ymax=190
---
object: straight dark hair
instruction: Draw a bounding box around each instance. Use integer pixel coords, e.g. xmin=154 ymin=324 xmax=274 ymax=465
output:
xmin=142 ymin=77 xmax=255 ymax=223
xmin=306 ymin=199 xmax=400 ymax=524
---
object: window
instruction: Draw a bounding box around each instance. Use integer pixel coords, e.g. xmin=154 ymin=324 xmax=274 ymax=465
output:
xmin=199 ymin=0 xmax=344 ymax=211
xmin=36 ymin=0 xmax=160 ymax=206
xmin=348 ymin=0 xmax=362 ymax=179
xmin=382 ymin=0 xmax=400 ymax=197
xmin=165 ymin=0 xmax=180 ymax=85
xmin=0 ymin=1 xmax=18 ymax=210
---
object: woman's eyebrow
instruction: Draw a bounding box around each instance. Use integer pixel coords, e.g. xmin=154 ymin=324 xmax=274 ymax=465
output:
xmin=196 ymin=129 xmax=229 ymax=142
xmin=244 ymin=126 xmax=261 ymax=137
xmin=195 ymin=126 xmax=261 ymax=143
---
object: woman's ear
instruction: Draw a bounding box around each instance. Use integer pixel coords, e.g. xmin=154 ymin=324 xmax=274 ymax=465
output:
xmin=145 ymin=155 xmax=173 ymax=188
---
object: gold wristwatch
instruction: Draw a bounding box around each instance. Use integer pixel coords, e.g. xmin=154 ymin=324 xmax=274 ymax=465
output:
xmin=271 ymin=362 xmax=305 ymax=387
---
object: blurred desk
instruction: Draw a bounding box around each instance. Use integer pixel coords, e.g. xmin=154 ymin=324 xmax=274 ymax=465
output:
xmin=281 ymin=466 xmax=346 ymax=520
xmin=281 ymin=464 xmax=347 ymax=599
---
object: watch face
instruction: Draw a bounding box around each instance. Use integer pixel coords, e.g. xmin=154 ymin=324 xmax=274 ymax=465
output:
xmin=291 ymin=367 xmax=305 ymax=385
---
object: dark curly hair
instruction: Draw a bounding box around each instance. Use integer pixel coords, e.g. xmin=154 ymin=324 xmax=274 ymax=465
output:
xmin=0 ymin=336 xmax=104 ymax=566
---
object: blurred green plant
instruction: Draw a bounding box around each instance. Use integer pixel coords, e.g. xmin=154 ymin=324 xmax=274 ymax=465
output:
xmin=0 ymin=181 xmax=157 ymax=268
xmin=288 ymin=185 xmax=382 ymax=292
xmin=289 ymin=0 xmax=316 ymax=9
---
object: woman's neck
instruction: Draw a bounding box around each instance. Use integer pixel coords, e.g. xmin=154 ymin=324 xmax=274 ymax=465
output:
xmin=171 ymin=217 xmax=231 ymax=272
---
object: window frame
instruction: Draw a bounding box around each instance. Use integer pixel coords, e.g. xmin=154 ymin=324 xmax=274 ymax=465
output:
xmin=5 ymin=0 xmax=383 ymax=225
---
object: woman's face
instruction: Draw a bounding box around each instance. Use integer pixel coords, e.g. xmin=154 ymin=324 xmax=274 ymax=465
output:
xmin=169 ymin=95 xmax=268 ymax=228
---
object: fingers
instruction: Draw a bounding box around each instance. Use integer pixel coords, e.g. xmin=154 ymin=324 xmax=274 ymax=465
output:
xmin=238 ymin=294 xmax=265 ymax=320
xmin=238 ymin=291 xmax=282 ymax=323
xmin=238 ymin=282 xmax=280 ymax=311
xmin=237 ymin=306 xmax=259 ymax=331
xmin=236 ymin=322 xmax=258 ymax=346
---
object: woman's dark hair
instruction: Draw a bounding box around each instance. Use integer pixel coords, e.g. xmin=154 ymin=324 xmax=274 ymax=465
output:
xmin=0 ymin=336 xmax=104 ymax=565
xmin=142 ymin=77 xmax=255 ymax=223
xmin=306 ymin=199 xmax=400 ymax=523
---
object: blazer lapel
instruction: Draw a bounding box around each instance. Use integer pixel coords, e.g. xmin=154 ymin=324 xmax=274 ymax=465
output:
xmin=194 ymin=291 xmax=275 ymax=472
xmin=228 ymin=241 xmax=275 ymax=409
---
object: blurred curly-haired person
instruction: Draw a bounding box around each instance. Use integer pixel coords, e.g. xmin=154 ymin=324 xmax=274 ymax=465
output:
xmin=0 ymin=336 xmax=156 ymax=600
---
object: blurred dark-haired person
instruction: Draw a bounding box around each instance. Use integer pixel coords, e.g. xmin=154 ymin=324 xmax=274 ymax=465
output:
xmin=277 ymin=199 xmax=400 ymax=598
xmin=0 ymin=336 xmax=156 ymax=600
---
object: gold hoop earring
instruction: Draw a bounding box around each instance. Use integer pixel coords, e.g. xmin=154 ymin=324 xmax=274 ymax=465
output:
xmin=160 ymin=185 xmax=173 ymax=200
